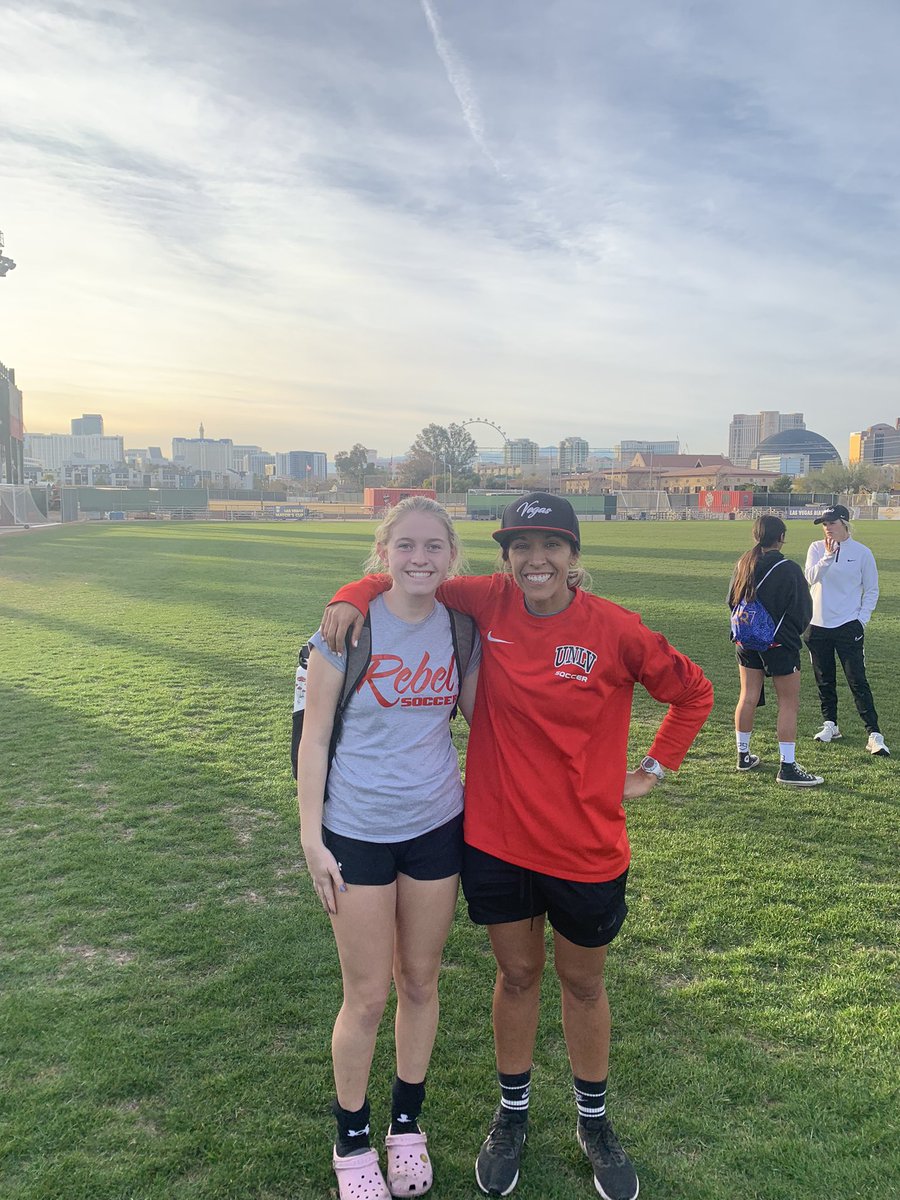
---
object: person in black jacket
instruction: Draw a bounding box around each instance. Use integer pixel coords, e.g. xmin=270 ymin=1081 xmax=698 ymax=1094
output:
xmin=728 ymin=515 xmax=823 ymax=786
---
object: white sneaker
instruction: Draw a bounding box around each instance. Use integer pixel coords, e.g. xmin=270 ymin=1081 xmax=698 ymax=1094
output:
xmin=866 ymin=732 xmax=890 ymax=757
xmin=814 ymin=721 xmax=842 ymax=743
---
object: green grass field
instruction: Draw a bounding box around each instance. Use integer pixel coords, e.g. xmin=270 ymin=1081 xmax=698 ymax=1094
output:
xmin=1 ymin=520 xmax=897 ymax=1200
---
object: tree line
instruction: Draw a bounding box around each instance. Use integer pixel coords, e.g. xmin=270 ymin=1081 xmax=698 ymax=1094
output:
xmin=334 ymin=423 xmax=479 ymax=491
xmin=333 ymin=434 xmax=897 ymax=496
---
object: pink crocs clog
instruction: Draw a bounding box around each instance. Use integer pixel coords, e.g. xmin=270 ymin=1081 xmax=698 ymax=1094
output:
xmin=332 ymin=1146 xmax=390 ymax=1200
xmin=385 ymin=1129 xmax=433 ymax=1196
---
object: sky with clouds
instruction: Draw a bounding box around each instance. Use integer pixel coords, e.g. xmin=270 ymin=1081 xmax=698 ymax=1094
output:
xmin=2 ymin=0 xmax=899 ymax=460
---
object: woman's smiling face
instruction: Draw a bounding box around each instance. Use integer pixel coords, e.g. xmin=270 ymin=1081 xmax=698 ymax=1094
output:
xmin=380 ymin=511 xmax=455 ymax=596
xmin=504 ymin=531 xmax=577 ymax=614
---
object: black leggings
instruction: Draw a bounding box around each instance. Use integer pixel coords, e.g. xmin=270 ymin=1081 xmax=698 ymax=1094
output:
xmin=805 ymin=621 xmax=880 ymax=734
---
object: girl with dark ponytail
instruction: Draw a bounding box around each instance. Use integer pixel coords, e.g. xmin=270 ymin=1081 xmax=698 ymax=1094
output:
xmin=729 ymin=514 xmax=788 ymax=607
xmin=728 ymin=516 xmax=822 ymax=786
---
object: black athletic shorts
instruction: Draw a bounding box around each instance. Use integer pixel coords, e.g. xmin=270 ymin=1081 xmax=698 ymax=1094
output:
xmin=322 ymin=812 xmax=463 ymax=886
xmin=461 ymin=844 xmax=628 ymax=948
xmin=735 ymin=644 xmax=800 ymax=677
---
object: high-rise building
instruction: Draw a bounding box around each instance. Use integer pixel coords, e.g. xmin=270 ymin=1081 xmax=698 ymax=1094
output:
xmin=171 ymin=435 xmax=234 ymax=479
xmin=278 ymin=450 xmax=327 ymax=482
xmin=849 ymin=420 xmax=900 ymax=467
xmin=558 ymin=436 xmax=589 ymax=473
xmin=247 ymin=452 xmax=276 ymax=478
xmin=292 ymin=451 xmax=328 ymax=477
xmin=728 ymin=411 xmax=805 ymax=467
xmin=231 ymin=444 xmax=263 ymax=471
xmin=504 ymin=438 xmax=539 ymax=467
xmin=71 ymin=413 xmax=104 ymax=435
xmin=25 ymin=431 xmax=126 ymax=471
xmin=0 ymin=361 xmax=25 ymax=484
xmin=615 ymin=438 xmax=679 ymax=461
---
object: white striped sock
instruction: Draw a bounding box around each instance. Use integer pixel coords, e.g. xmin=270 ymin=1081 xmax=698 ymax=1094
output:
xmin=574 ymin=1079 xmax=607 ymax=1120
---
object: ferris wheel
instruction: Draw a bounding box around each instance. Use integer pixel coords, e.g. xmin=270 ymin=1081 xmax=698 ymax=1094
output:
xmin=460 ymin=417 xmax=510 ymax=452
xmin=460 ymin=417 xmax=526 ymax=491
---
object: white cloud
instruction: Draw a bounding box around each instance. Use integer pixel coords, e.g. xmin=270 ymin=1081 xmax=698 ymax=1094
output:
xmin=1 ymin=0 xmax=898 ymax=459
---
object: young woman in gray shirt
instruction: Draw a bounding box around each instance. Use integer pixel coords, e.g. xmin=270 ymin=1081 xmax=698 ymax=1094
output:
xmin=298 ymin=497 xmax=480 ymax=1200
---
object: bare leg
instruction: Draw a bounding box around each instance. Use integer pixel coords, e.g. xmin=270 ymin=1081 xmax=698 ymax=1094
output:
xmin=735 ymin=665 xmax=765 ymax=734
xmin=772 ymin=671 xmax=801 ymax=743
xmin=330 ymin=883 xmax=396 ymax=1110
xmin=393 ymin=872 xmax=459 ymax=1084
xmin=486 ymin=919 xmax=547 ymax=1074
xmin=553 ymin=935 xmax=611 ymax=1080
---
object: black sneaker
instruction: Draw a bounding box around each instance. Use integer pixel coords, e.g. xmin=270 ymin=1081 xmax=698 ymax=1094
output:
xmin=737 ymin=752 xmax=761 ymax=771
xmin=776 ymin=760 xmax=824 ymax=787
xmin=577 ymin=1116 xmax=639 ymax=1200
xmin=475 ymin=1107 xmax=527 ymax=1196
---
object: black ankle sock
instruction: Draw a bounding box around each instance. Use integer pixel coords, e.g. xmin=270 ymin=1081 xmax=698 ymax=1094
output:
xmin=332 ymin=1097 xmax=371 ymax=1157
xmin=574 ymin=1075 xmax=608 ymax=1125
xmin=498 ymin=1068 xmax=531 ymax=1120
xmin=389 ymin=1075 xmax=425 ymax=1135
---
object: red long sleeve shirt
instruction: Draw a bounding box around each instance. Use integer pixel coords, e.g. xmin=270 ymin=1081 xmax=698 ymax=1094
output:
xmin=331 ymin=574 xmax=713 ymax=882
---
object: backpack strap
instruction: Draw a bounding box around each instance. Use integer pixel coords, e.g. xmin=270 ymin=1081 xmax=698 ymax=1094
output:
xmin=327 ymin=611 xmax=373 ymax=766
xmin=757 ymin=557 xmax=787 ymax=587
xmin=292 ymin=615 xmax=373 ymax=785
xmin=758 ymin=558 xmax=789 ymax=639
xmin=447 ymin=608 xmax=477 ymax=721
xmin=313 ymin=607 xmax=472 ymax=785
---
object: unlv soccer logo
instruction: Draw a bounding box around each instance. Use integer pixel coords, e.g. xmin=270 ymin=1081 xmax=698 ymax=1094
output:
xmin=554 ymin=644 xmax=598 ymax=682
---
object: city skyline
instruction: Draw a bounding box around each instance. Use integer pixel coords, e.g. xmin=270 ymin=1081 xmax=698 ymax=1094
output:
xmin=21 ymin=408 xmax=870 ymax=468
xmin=2 ymin=2 xmax=899 ymax=458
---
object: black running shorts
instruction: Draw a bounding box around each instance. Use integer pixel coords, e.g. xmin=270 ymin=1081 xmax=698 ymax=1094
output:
xmin=322 ymin=812 xmax=463 ymax=886
xmin=462 ymin=844 xmax=628 ymax=948
xmin=735 ymin=644 xmax=800 ymax=676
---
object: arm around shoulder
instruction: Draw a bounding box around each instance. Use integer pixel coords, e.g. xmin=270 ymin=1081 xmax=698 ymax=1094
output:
xmin=435 ymin=574 xmax=498 ymax=622
xmin=321 ymin=574 xmax=390 ymax=652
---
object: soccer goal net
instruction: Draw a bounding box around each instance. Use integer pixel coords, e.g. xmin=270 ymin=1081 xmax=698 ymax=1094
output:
xmin=0 ymin=486 xmax=49 ymax=527
xmin=614 ymin=490 xmax=673 ymax=517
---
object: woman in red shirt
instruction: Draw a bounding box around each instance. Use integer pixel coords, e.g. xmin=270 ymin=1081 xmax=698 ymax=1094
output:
xmin=321 ymin=493 xmax=713 ymax=1200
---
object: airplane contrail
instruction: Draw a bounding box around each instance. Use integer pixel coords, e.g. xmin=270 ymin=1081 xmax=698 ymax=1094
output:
xmin=418 ymin=0 xmax=588 ymax=260
xmin=419 ymin=0 xmax=504 ymax=175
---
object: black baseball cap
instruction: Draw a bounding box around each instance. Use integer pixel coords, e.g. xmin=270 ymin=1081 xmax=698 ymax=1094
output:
xmin=492 ymin=492 xmax=581 ymax=551
xmin=813 ymin=504 xmax=850 ymax=524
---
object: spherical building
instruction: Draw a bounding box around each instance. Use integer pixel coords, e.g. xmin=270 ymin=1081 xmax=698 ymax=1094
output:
xmin=751 ymin=428 xmax=841 ymax=476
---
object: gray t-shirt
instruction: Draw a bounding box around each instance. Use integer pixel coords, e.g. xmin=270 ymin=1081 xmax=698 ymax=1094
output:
xmin=309 ymin=594 xmax=480 ymax=842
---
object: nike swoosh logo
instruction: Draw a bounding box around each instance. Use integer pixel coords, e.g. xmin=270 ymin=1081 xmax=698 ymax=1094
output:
xmin=486 ymin=631 xmax=514 ymax=644
xmin=855 ymin=635 xmax=863 ymax=641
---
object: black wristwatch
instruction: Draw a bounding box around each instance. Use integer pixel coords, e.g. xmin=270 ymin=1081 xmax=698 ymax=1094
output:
xmin=640 ymin=755 xmax=666 ymax=781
